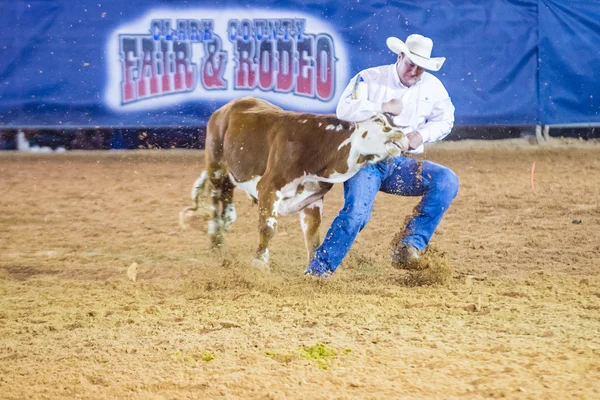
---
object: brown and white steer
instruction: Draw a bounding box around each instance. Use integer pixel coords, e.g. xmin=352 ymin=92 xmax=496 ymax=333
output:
xmin=181 ymin=97 xmax=408 ymax=271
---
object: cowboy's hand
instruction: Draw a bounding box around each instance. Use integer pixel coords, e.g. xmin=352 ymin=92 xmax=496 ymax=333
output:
xmin=407 ymin=131 xmax=423 ymax=150
xmin=381 ymin=99 xmax=403 ymax=115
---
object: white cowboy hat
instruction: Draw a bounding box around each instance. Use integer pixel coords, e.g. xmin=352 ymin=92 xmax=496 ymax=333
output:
xmin=386 ymin=34 xmax=446 ymax=71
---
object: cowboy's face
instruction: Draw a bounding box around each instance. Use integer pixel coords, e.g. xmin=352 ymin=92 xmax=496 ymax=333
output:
xmin=396 ymin=53 xmax=424 ymax=87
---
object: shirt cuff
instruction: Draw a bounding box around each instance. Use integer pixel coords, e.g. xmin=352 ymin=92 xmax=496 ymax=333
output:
xmin=365 ymin=101 xmax=383 ymax=114
xmin=418 ymin=127 xmax=431 ymax=143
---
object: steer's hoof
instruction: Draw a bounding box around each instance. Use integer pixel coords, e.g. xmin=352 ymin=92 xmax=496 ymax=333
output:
xmin=178 ymin=207 xmax=196 ymax=230
xmin=209 ymin=231 xmax=225 ymax=248
xmin=251 ymin=258 xmax=271 ymax=273
xmin=304 ymin=259 xmax=333 ymax=279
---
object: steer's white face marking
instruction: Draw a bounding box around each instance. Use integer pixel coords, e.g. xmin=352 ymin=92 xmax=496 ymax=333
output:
xmin=300 ymin=119 xmax=308 ymax=124
xmin=322 ymin=115 xmax=405 ymax=183
xmin=355 ymin=117 xmax=394 ymax=154
xmin=345 ymin=115 xmax=405 ymax=170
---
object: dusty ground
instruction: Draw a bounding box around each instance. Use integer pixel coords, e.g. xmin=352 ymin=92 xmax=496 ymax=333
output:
xmin=1 ymin=139 xmax=599 ymax=399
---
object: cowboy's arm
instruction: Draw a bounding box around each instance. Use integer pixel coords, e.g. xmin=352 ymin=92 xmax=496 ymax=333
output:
xmin=336 ymin=73 xmax=383 ymax=121
xmin=418 ymin=94 xmax=455 ymax=143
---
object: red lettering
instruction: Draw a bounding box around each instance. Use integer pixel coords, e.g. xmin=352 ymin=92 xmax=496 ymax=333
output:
xmin=296 ymin=37 xmax=314 ymax=96
xmin=161 ymin=43 xmax=174 ymax=93
xmin=315 ymin=35 xmax=334 ymax=101
xmin=276 ymin=41 xmax=293 ymax=92
xmin=137 ymin=47 xmax=160 ymax=97
xmin=174 ymin=51 xmax=195 ymax=91
xmin=234 ymin=40 xmax=257 ymax=89
xmin=202 ymin=52 xmax=227 ymax=89
xmin=202 ymin=40 xmax=227 ymax=89
xmin=122 ymin=55 xmax=137 ymax=102
xmin=258 ymin=42 xmax=275 ymax=90
xmin=120 ymin=37 xmax=138 ymax=103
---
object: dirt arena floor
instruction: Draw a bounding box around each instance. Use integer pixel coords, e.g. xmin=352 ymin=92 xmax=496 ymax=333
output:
xmin=1 ymin=139 xmax=599 ymax=399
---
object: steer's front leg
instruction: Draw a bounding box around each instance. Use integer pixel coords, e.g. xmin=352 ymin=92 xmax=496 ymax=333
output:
xmin=299 ymin=199 xmax=323 ymax=264
xmin=253 ymin=181 xmax=280 ymax=273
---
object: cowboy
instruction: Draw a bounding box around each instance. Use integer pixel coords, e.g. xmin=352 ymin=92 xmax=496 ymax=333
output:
xmin=305 ymin=33 xmax=459 ymax=277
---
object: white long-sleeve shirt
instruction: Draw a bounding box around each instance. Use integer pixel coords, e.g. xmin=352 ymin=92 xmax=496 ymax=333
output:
xmin=336 ymin=64 xmax=455 ymax=154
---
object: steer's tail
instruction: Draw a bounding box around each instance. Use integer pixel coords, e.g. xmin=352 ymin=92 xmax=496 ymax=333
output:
xmin=179 ymin=170 xmax=211 ymax=229
xmin=190 ymin=170 xmax=209 ymax=211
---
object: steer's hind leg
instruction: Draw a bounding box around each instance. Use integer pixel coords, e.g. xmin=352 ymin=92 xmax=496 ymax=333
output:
xmin=220 ymin=175 xmax=237 ymax=232
xmin=299 ymin=199 xmax=323 ymax=264
xmin=207 ymin=166 xmax=226 ymax=248
xmin=252 ymin=180 xmax=280 ymax=273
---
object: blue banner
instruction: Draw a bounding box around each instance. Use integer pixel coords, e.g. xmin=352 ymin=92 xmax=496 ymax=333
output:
xmin=539 ymin=0 xmax=600 ymax=125
xmin=0 ymin=0 xmax=598 ymax=128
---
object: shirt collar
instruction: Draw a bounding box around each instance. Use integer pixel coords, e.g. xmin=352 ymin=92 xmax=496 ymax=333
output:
xmin=390 ymin=63 xmax=423 ymax=89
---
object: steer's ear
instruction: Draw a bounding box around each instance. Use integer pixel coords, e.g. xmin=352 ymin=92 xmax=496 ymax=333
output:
xmin=389 ymin=130 xmax=406 ymax=141
xmin=369 ymin=115 xmax=384 ymax=125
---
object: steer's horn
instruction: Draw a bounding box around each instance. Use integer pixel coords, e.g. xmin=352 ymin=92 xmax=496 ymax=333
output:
xmin=382 ymin=112 xmax=396 ymax=126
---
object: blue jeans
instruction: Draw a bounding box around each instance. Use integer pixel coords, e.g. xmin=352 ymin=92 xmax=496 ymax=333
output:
xmin=306 ymin=156 xmax=459 ymax=275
